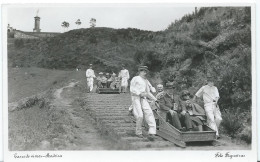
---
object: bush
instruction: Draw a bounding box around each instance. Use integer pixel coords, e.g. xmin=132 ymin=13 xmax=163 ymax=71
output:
xmin=191 ymin=20 xmax=221 ymax=42
xmin=217 ymin=28 xmax=251 ymax=53
xmin=89 ymin=34 xmax=97 ymax=44
xmin=14 ymin=39 xmax=24 ymax=48
xmin=184 ymin=45 xmax=203 ymax=59
xmin=159 ymin=68 xmax=175 ymax=84
xmin=243 ymin=7 xmax=251 ymax=24
xmin=221 ymin=108 xmax=250 ymax=138
xmin=221 ymin=113 xmax=242 ymax=138
xmin=216 ymin=47 xmax=251 ymax=111
xmin=133 ymin=50 xmax=162 ymax=72
xmin=110 ymin=33 xmax=118 ymax=43
xmin=197 ymin=7 xmax=207 ymax=18
xmin=238 ymin=125 xmax=251 ymax=144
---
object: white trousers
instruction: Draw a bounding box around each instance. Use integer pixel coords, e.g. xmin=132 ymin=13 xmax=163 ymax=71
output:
xmin=204 ymin=103 xmax=222 ymax=136
xmin=87 ymin=77 xmax=94 ymax=92
xmin=131 ymin=96 xmax=156 ymax=135
xmin=121 ymin=77 xmax=128 ymax=87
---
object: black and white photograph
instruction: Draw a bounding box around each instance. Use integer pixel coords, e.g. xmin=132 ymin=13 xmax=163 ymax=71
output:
xmin=1 ymin=2 xmax=257 ymax=162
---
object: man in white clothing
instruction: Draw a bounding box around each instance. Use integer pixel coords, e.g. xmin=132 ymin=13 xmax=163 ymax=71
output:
xmin=119 ymin=64 xmax=130 ymax=93
xmin=130 ymin=66 xmax=157 ymax=140
xmin=86 ymin=64 xmax=96 ymax=92
xmin=193 ymin=76 xmax=222 ymax=138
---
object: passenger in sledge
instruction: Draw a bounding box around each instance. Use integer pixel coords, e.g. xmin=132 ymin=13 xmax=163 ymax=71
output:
xmin=110 ymin=75 xmax=121 ymax=90
xmin=156 ymin=83 xmax=184 ymax=131
xmin=156 ymin=84 xmax=205 ymax=131
xmin=96 ymin=72 xmax=108 ymax=88
xmin=177 ymin=90 xmax=206 ymax=131
xmin=106 ymin=73 xmax=112 ymax=88
xmin=96 ymin=72 xmax=103 ymax=88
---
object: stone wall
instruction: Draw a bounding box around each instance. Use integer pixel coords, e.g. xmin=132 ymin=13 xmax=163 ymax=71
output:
xmin=14 ymin=30 xmax=39 ymax=39
xmin=25 ymin=32 xmax=60 ymax=38
xmin=14 ymin=30 xmax=60 ymax=39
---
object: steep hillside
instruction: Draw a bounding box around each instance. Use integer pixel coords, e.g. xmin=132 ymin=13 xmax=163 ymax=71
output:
xmin=152 ymin=7 xmax=251 ymax=142
xmin=155 ymin=7 xmax=251 ymax=108
xmin=8 ymin=7 xmax=252 ymax=142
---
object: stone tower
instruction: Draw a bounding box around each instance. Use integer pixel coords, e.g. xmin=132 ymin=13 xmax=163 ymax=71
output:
xmin=33 ymin=10 xmax=41 ymax=32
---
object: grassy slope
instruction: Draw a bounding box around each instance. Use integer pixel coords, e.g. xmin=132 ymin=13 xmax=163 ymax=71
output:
xmin=8 ymin=67 xmax=85 ymax=102
xmin=9 ymin=104 xmax=51 ymax=150
xmin=8 ymin=67 xmax=86 ymax=150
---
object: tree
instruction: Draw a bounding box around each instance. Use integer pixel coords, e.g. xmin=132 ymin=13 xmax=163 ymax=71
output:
xmin=90 ymin=18 xmax=96 ymax=28
xmin=61 ymin=21 xmax=70 ymax=32
xmin=75 ymin=19 xmax=81 ymax=29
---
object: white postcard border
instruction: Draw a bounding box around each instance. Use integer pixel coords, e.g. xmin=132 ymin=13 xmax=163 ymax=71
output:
xmin=1 ymin=2 xmax=258 ymax=162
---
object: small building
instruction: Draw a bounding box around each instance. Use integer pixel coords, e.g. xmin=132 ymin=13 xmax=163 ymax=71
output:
xmin=7 ymin=24 xmax=15 ymax=38
xmin=8 ymin=11 xmax=60 ymax=39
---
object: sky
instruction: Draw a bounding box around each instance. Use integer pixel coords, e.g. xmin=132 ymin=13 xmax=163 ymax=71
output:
xmin=6 ymin=4 xmax=196 ymax=32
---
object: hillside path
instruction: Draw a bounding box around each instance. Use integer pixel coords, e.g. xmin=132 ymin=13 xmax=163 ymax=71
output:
xmin=51 ymin=80 xmax=114 ymax=150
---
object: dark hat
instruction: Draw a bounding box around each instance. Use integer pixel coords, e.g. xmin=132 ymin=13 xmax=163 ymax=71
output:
xmin=138 ymin=66 xmax=149 ymax=72
xmin=165 ymin=82 xmax=175 ymax=89
xmin=181 ymin=90 xmax=191 ymax=97
xmin=206 ymin=74 xmax=214 ymax=82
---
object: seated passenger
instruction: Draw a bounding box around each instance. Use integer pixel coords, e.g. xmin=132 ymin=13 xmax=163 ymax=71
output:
xmin=110 ymin=76 xmax=121 ymax=89
xmin=178 ymin=90 xmax=206 ymax=131
xmin=107 ymin=73 xmax=115 ymax=88
xmin=156 ymin=84 xmax=183 ymax=131
xmin=96 ymin=72 xmax=103 ymax=88
xmin=97 ymin=73 xmax=108 ymax=88
xmin=115 ymin=77 xmax=121 ymax=88
xmin=105 ymin=73 xmax=111 ymax=87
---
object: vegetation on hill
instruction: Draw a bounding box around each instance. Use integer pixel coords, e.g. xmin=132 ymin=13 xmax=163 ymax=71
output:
xmin=9 ymin=27 xmax=156 ymax=77
xmin=8 ymin=7 xmax=252 ymax=143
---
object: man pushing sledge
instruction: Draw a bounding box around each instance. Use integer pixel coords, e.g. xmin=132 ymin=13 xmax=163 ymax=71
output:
xmin=130 ymin=66 xmax=157 ymax=140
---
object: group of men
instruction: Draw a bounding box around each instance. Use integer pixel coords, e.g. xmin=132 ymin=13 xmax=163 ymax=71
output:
xmin=85 ymin=64 xmax=130 ymax=93
xmin=86 ymin=64 xmax=222 ymax=141
xmin=129 ymin=65 xmax=222 ymax=141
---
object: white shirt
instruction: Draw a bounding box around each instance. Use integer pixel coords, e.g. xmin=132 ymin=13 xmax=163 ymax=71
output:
xmin=118 ymin=69 xmax=130 ymax=79
xmin=86 ymin=69 xmax=96 ymax=78
xmin=195 ymin=85 xmax=219 ymax=103
xmin=130 ymin=76 xmax=156 ymax=97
